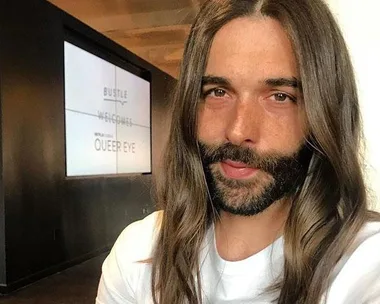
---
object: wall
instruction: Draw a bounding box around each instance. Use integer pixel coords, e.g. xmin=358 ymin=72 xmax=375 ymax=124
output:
xmin=0 ymin=0 xmax=174 ymax=292
xmin=326 ymin=0 xmax=380 ymax=210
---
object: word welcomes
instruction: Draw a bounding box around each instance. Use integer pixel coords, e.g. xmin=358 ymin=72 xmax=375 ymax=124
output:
xmin=98 ymin=111 xmax=133 ymax=127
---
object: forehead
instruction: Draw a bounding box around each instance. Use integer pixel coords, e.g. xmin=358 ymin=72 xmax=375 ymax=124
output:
xmin=205 ymin=16 xmax=298 ymax=82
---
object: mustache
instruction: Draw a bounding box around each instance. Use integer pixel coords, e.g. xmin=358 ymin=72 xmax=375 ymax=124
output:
xmin=198 ymin=142 xmax=304 ymax=174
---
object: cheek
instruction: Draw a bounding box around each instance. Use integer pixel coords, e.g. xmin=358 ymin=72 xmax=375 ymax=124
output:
xmin=197 ymin=104 xmax=225 ymax=143
xmin=266 ymin=110 xmax=307 ymax=153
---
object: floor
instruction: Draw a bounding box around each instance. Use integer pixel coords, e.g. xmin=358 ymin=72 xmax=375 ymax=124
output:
xmin=0 ymin=253 xmax=107 ymax=304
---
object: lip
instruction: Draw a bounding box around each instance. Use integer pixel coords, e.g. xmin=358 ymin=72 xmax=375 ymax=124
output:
xmin=220 ymin=160 xmax=258 ymax=179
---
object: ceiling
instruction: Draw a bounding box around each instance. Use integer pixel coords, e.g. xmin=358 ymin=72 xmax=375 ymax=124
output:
xmin=48 ymin=0 xmax=203 ymax=78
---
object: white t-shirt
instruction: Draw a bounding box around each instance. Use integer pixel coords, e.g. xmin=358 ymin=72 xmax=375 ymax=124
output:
xmin=96 ymin=211 xmax=380 ymax=304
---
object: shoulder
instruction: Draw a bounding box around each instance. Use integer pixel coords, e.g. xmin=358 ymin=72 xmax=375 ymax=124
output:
xmin=326 ymin=221 xmax=380 ymax=304
xmin=354 ymin=220 xmax=380 ymax=244
xmin=96 ymin=211 xmax=163 ymax=304
xmin=346 ymin=220 xmax=380 ymax=265
xmin=114 ymin=210 xmax=163 ymax=261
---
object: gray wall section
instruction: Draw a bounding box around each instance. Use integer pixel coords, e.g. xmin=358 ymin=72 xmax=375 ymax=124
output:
xmin=0 ymin=64 xmax=5 ymax=285
xmin=0 ymin=0 xmax=174 ymax=291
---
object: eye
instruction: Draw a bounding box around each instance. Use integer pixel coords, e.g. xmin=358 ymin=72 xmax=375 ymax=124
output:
xmin=203 ymin=88 xmax=227 ymax=98
xmin=270 ymin=93 xmax=296 ymax=103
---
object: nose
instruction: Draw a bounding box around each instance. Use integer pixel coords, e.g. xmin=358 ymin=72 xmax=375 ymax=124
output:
xmin=225 ymin=98 xmax=262 ymax=146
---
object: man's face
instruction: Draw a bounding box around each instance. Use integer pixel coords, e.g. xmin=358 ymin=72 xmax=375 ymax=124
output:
xmin=197 ymin=16 xmax=309 ymax=216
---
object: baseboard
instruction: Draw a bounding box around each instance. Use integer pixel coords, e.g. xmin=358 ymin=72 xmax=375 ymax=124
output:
xmin=0 ymin=246 xmax=111 ymax=294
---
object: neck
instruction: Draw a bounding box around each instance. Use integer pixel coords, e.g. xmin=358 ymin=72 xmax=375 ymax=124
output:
xmin=214 ymin=199 xmax=290 ymax=261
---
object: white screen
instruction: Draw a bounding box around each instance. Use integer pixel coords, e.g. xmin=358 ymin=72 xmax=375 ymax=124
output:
xmin=64 ymin=41 xmax=151 ymax=177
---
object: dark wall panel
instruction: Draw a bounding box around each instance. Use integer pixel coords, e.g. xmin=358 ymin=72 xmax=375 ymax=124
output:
xmin=0 ymin=0 xmax=174 ymax=291
xmin=0 ymin=0 xmax=66 ymax=286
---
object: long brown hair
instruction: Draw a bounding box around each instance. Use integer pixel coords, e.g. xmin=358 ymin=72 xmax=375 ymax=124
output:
xmin=151 ymin=0 xmax=378 ymax=303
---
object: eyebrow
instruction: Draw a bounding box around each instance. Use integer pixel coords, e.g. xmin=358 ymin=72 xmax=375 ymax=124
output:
xmin=265 ymin=77 xmax=302 ymax=90
xmin=201 ymin=76 xmax=231 ymax=87
xmin=201 ymin=75 xmax=302 ymax=91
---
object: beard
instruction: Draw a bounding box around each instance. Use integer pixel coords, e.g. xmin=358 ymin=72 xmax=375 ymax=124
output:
xmin=199 ymin=142 xmax=312 ymax=216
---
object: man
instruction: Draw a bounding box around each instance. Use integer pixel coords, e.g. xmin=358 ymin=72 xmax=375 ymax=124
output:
xmin=96 ymin=0 xmax=380 ymax=303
